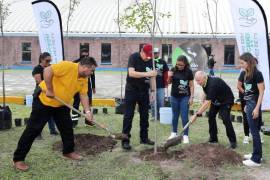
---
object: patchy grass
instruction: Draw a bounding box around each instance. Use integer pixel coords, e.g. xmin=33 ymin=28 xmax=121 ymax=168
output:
xmin=0 ymin=104 xmax=270 ymax=179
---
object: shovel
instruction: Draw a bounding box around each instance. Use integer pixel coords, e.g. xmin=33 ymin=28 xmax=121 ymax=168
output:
xmin=162 ymin=119 xmax=193 ymax=150
xmin=54 ymin=96 xmax=128 ymax=140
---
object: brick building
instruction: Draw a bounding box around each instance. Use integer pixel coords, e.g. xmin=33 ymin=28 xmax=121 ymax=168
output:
xmin=1 ymin=0 xmax=269 ymax=70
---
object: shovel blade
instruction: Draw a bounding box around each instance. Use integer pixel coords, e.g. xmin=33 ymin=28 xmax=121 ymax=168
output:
xmin=110 ymin=133 xmax=129 ymax=140
xmin=162 ymin=136 xmax=183 ymax=150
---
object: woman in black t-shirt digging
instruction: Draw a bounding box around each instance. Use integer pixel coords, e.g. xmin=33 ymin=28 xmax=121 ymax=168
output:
xmin=167 ymin=55 xmax=194 ymax=144
xmin=239 ymin=52 xmax=265 ymax=167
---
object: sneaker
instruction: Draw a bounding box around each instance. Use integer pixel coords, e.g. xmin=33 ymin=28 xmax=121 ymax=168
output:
xmin=140 ymin=139 xmax=155 ymax=145
xmin=183 ymin=135 xmax=189 ymax=144
xmin=244 ymin=153 xmax=263 ymax=161
xmin=243 ymin=136 xmax=250 ymax=144
xmin=167 ymin=132 xmax=178 ymax=140
xmin=122 ymin=141 xmax=132 ymax=150
xmin=244 ymin=153 xmax=252 ymax=160
xmin=243 ymin=159 xmax=261 ymax=167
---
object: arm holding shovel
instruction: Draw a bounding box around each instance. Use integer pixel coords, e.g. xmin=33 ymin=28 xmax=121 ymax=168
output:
xmin=80 ymin=94 xmax=94 ymax=123
xmin=191 ymin=98 xmax=211 ymax=123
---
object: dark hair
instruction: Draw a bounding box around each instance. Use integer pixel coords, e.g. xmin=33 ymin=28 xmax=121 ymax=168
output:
xmin=79 ymin=57 xmax=98 ymax=67
xmin=39 ymin=52 xmax=51 ymax=63
xmin=80 ymin=48 xmax=89 ymax=55
xmin=176 ymin=55 xmax=190 ymax=69
xmin=239 ymin=52 xmax=257 ymax=80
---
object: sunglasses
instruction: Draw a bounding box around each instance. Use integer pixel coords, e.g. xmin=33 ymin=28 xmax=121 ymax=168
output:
xmin=44 ymin=59 xmax=51 ymax=63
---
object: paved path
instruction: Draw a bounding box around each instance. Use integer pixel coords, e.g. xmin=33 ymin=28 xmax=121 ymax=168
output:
xmin=0 ymin=70 xmax=240 ymax=101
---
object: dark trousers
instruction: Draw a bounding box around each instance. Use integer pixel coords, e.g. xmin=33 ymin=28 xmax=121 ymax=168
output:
xmin=246 ymin=99 xmax=262 ymax=163
xmin=13 ymin=97 xmax=74 ymax=162
xmin=240 ymin=94 xmax=249 ymax=136
xmin=122 ymin=87 xmax=150 ymax=143
xmin=208 ymin=103 xmax=236 ymax=143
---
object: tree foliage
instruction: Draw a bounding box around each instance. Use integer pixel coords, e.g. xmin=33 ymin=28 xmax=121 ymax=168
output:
xmin=66 ymin=0 xmax=80 ymax=36
xmin=119 ymin=1 xmax=171 ymax=33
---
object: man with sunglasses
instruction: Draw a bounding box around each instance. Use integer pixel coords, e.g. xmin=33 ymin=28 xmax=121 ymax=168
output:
xmin=13 ymin=57 xmax=97 ymax=171
xmin=72 ymin=49 xmax=96 ymax=127
xmin=32 ymin=52 xmax=58 ymax=137
xmin=121 ymin=43 xmax=157 ymax=150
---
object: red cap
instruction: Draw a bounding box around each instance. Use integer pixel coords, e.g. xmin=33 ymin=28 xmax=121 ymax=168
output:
xmin=142 ymin=44 xmax=153 ymax=59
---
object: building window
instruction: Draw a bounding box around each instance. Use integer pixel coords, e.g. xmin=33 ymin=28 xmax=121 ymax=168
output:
xmin=162 ymin=44 xmax=172 ymax=64
xmin=224 ymin=45 xmax=235 ymax=65
xmin=202 ymin=44 xmax=212 ymax=57
xmin=21 ymin=42 xmax=31 ymax=62
xmin=101 ymin=43 xmax=111 ymax=64
xmin=80 ymin=43 xmax=89 ymax=54
xmin=139 ymin=44 xmax=145 ymax=51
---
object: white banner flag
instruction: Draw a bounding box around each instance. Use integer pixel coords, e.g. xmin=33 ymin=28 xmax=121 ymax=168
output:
xmin=229 ymin=0 xmax=270 ymax=110
xmin=32 ymin=0 xmax=64 ymax=64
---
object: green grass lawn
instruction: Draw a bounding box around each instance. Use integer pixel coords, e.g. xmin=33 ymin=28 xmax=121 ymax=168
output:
xmin=0 ymin=104 xmax=270 ymax=180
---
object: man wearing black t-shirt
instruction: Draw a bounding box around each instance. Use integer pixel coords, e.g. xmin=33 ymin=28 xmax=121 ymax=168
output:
xmin=122 ymin=44 xmax=157 ymax=150
xmin=151 ymin=48 xmax=169 ymax=120
xmin=191 ymin=71 xmax=237 ymax=149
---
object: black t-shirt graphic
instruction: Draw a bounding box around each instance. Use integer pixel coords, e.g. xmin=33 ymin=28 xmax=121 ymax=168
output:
xmin=203 ymin=76 xmax=234 ymax=105
xmin=171 ymin=68 xmax=193 ymax=97
xmin=32 ymin=64 xmax=44 ymax=86
xmin=126 ymin=52 xmax=153 ymax=91
xmin=238 ymin=69 xmax=264 ymax=101
xmin=154 ymin=58 xmax=169 ymax=88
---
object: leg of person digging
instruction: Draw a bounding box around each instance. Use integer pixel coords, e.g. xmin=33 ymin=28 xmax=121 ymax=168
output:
xmin=53 ymin=106 xmax=82 ymax=160
xmin=13 ymin=98 xmax=51 ymax=171
xmin=121 ymin=92 xmax=136 ymax=150
xmin=208 ymin=104 xmax=219 ymax=143
xmin=219 ymin=104 xmax=237 ymax=149
xmin=138 ymin=91 xmax=154 ymax=145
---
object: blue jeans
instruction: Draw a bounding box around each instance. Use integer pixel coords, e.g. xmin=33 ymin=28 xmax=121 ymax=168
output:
xmin=151 ymin=88 xmax=165 ymax=119
xmin=170 ymin=96 xmax=189 ymax=135
xmin=246 ymin=99 xmax=262 ymax=163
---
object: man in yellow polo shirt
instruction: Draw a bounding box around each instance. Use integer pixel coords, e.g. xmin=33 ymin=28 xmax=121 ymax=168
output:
xmin=13 ymin=57 xmax=97 ymax=171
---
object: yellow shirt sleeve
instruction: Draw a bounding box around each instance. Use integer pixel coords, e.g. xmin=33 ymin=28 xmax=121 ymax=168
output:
xmin=79 ymin=79 xmax=88 ymax=95
xmin=51 ymin=61 xmax=73 ymax=77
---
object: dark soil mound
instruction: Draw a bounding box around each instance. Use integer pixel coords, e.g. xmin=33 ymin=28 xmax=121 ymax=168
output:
xmin=139 ymin=143 xmax=242 ymax=168
xmin=53 ymin=134 xmax=117 ymax=155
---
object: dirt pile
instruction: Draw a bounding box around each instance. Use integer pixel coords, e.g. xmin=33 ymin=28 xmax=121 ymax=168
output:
xmin=53 ymin=134 xmax=117 ymax=155
xmin=139 ymin=143 xmax=242 ymax=168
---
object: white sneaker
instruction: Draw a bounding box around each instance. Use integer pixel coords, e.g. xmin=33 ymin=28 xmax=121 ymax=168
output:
xmin=243 ymin=159 xmax=261 ymax=167
xmin=183 ymin=135 xmax=189 ymax=144
xmin=260 ymin=132 xmax=264 ymax=144
xmin=167 ymin=132 xmax=178 ymax=140
xmin=244 ymin=153 xmax=252 ymax=160
xmin=243 ymin=136 xmax=250 ymax=144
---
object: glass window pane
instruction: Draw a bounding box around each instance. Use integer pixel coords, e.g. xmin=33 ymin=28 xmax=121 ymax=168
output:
xmin=224 ymin=45 xmax=235 ymax=65
xmin=101 ymin=43 xmax=111 ymax=64
xmin=162 ymin=44 xmax=172 ymax=64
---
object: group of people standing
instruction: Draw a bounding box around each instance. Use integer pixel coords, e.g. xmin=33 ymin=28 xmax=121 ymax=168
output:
xmin=12 ymin=44 xmax=265 ymax=171
xmin=121 ymin=44 xmax=265 ymax=168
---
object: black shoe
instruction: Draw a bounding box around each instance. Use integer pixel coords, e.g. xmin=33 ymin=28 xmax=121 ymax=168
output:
xmin=229 ymin=142 xmax=237 ymax=149
xmin=140 ymin=139 xmax=155 ymax=145
xmin=50 ymin=131 xmax=59 ymax=135
xmin=122 ymin=142 xmax=131 ymax=150
xmin=208 ymin=138 xmax=218 ymax=144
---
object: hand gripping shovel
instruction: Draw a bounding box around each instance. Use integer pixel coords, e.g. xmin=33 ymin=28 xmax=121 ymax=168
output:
xmin=54 ymin=96 xmax=128 ymax=140
xmin=162 ymin=119 xmax=193 ymax=150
